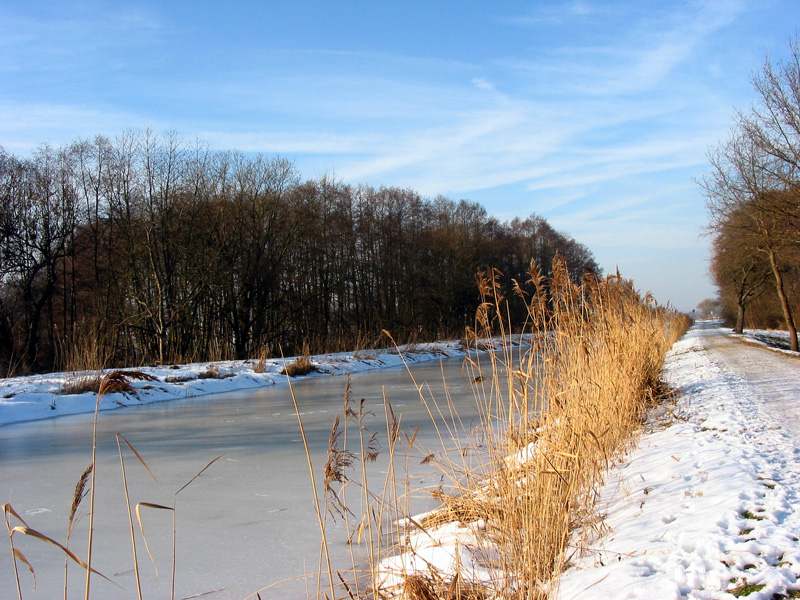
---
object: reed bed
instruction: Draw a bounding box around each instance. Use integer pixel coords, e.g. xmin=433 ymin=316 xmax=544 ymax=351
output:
xmin=310 ymin=256 xmax=690 ymax=599
xmin=456 ymin=259 xmax=690 ymax=598
xmin=281 ymin=343 xmax=318 ymax=378
xmin=281 ymin=356 xmax=317 ymax=378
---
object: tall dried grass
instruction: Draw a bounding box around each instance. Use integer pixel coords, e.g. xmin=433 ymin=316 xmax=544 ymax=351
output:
xmin=57 ymin=323 xmax=113 ymax=396
xmin=453 ymin=258 xmax=690 ymax=598
xmin=281 ymin=355 xmax=317 ymax=378
xmin=309 ymin=256 xmax=690 ymax=599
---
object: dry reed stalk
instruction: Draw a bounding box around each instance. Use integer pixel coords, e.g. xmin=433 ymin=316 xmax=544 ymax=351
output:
xmin=58 ymin=323 xmax=115 ymax=396
xmin=62 ymin=322 xmax=110 ymax=373
xmin=283 ymin=356 xmax=337 ymax=600
xmin=308 ymin=350 xmax=453 ymax=599
xmin=2 ymin=501 xmax=117 ymax=600
xmin=84 ymin=375 xmax=108 ymax=599
xmin=115 ymin=433 xmax=160 ymax=600
xmin=358 ymin=394 xmax=376 ymax=588
xmin=327 ymin=377 xmax=365 ymax=593
xmin=253 ymin=344 xmax=271 ymax=373
xmin=352 ymin=256 xmax=690 ymax=599
xmin=304 ymin=331 xmax=487 ymax=598
xmin=84 ymin=370 xmax=159 ymax=600
xmin=464 ymin=257 xmax=690 ymax=596
xmin=3 ymin=504 xmax=25 ymax=600
xmin=64 ymin=465 xmax=92 ymax=600
xmin=168 ymin=453 xmax=224 ymax=600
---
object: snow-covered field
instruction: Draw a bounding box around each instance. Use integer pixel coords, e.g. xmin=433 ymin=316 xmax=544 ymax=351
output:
xmin=0 ymin=341 xmax=474 ymax=427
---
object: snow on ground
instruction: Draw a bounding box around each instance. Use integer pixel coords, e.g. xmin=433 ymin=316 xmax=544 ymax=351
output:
xmin=733 ymin=328 xmax=798 ymax=355
xmin=0 ymin=340 xmax=483 ymax=427
xmin=558 ymin=323 xmax=800 ymax=599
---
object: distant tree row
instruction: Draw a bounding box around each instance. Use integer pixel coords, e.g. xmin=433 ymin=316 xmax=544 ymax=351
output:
xmin=0 ymin=131 xmax=598 ymax=376
xmin=702 ymin=38 xmax=800 ymax=350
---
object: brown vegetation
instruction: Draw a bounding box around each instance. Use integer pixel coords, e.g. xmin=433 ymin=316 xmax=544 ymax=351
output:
xmin=2 ymin=259 xmax=689 ymax=600
xmin=196 ymin=365 xmax=234 ymax=380
xmin=4 ymin=371 xmax=224 ymax=600
xmin=61 ymin=370 xmax=158 ymax=397
xmin=703 ymin=38 xmax=800 ymax=348
xmin=281 ymin=355 xmax=316 ymax=377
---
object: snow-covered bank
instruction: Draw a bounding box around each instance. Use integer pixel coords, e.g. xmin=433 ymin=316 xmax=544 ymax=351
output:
xmin=0 ymin=340 xmax=480 ymax=427
xmin=734 ymin=328 xmax=798 ymax=355
xmin=558 ymin=324 xmax=800 ymax=599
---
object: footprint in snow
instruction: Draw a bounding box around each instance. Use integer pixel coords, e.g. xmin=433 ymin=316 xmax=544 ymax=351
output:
xmin=662 ymin=514 xmax=678 ymax=524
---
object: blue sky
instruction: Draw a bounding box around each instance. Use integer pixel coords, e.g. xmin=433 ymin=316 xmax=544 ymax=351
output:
xmin=2 ymin=0 xmax=799 ymax=312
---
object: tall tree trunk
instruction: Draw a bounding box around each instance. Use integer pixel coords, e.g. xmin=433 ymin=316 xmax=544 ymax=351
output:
xmin=767 ymin=249 xmax=799 ymax=352
xmin=735 ymin=301 xmax=745 ymax=334
xmin=0 ymin=308 xmax=14 ymax=377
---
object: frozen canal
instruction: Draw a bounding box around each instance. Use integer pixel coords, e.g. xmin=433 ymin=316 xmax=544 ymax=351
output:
xmin=0 ymin=354 xmax=488 ymax=599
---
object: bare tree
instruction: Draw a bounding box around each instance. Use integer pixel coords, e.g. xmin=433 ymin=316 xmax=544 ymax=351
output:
xmin=709 ymin=208 xmax=771 ymax=332
xmin=702 ymin=38 xmax=800 ymax=351
xmin=0 ymin=131 xmax=602 ymax=375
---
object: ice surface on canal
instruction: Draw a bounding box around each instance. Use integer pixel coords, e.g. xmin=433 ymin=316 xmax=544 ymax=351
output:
xmin=0 ymin=355 xmax=486 ymax=599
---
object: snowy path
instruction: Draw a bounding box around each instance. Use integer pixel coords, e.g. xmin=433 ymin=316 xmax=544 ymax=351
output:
xmin=558 ymin=323 xmax=800 ymax=599
xmin=700 ymin=325 xmax=800 ymax=438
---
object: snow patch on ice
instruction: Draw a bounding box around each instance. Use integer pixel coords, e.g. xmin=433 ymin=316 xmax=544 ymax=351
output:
xmin=0 ymin=337 xmax=531 ymax=428
xmin=0 ymin=341 xmax=470 ymax=427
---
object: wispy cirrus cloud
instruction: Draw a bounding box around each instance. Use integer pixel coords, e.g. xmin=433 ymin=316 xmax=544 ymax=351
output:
xmin=0 ymin=101 xmax=165 ymax=153
xmin=255 ymin=1 xmax=744 ymax=199
xmin=0 ymin=0 xmax=793 ymax=310
xmin=498 ymin=1 xmax=597 ymax=27
xmin=0 ymin=5 xmax=165 ymax=74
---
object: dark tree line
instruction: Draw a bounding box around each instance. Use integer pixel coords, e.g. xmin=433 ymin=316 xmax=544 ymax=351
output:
xmin=0 ymin=131 xmax=599 ymax=376
xmin=703 ymin=38 xmax=800 ymax=349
